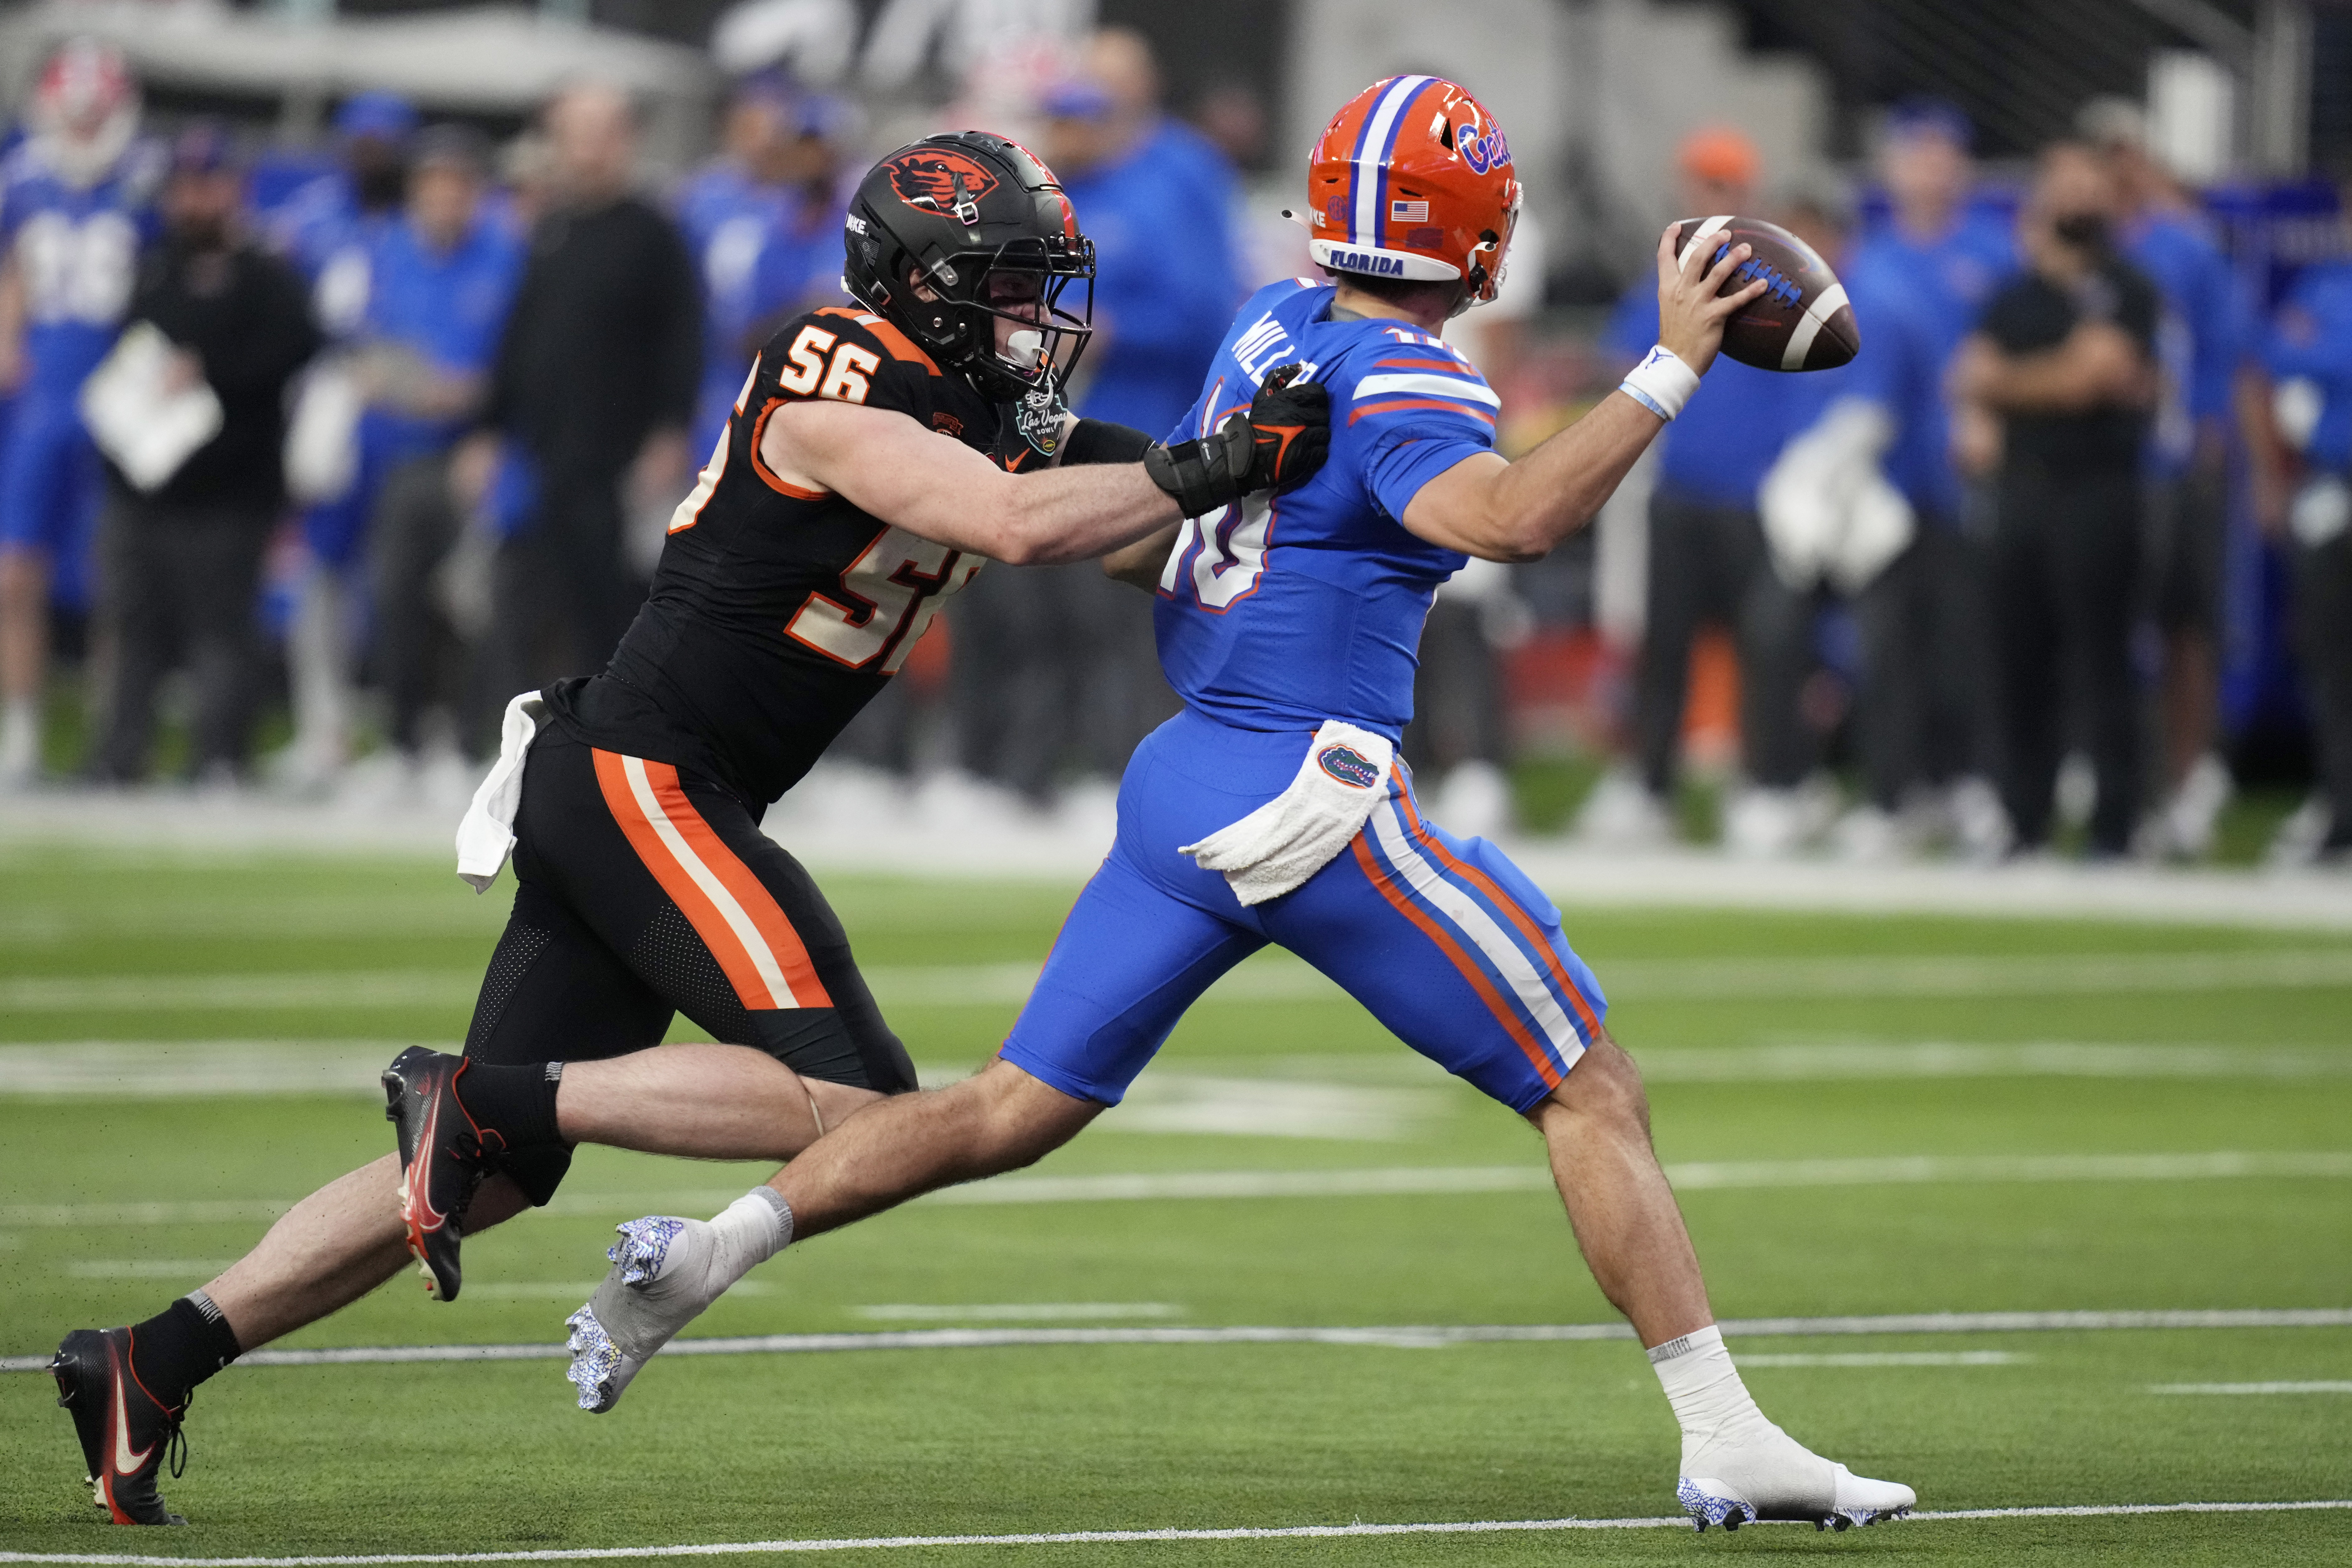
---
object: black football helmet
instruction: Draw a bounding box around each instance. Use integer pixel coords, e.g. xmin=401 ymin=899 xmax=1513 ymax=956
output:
xmin=843 ymin=131 xmax=1095 ymax=404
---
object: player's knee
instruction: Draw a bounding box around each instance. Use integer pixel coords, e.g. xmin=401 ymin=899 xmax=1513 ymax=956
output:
xmin=965 ymin=1059 xmax=1095 ymax=1173
xmin=1555 ymin=1032 xmax=1652 ymax=1135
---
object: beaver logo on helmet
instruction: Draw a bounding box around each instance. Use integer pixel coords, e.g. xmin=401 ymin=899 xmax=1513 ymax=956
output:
xmin=884 ymin=148 xmax=1000 ymax=222
xmin=845 ymin=131 xmax=1097 ymax=403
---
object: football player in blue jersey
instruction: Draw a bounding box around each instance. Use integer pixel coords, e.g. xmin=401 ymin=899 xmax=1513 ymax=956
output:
xmin=0 ymin=40 xmax=158 ymax=788
xmin=1839 ymin=99 xmax=2020 ymax=859
xmin=1761 ymin=184 xmax=1959 ymax=861
xmin=573 ymin=77 xmax=1916 ymax=1534
xmin=1593 ymin=126 xmax=1825 ymax=856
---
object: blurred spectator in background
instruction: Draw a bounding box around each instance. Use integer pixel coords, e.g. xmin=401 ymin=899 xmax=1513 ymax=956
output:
xmin=1841 ymin=98 xmax=2016 ymax=859
xmin=267 ymin=90 xmax=418 ymax=791
xmin=676 ymin=72 xmax=803 ymax=457
xmin=1760 ymin=182 xmax=1936 ymax=860
xmin=89 ymin=123 xmax=320 ymax=785
xmin=1045 ymin=28 xmax=1240 ymax=438
xmin=464 ymin=80 xmax=698 ymax=744
xmin=942 ymin=28 xmax=1238 ymax=810
xmin=0 ymin=40 xmax=157 ymax=790
xmin=2079 ymin=96 xmax=2248 ymax=860
xmin=749 ymin=93 xmax=862 ymax=327
xmin=2251 ymin=171 xmax=2352 ymax=867
xmin=350 ymin=124 xmax=523 ymax=805
xmin=1954 ymin=141 xmax=2157 ymax=859
xmin=1582 ymin=126 xmax=1822 ymax=856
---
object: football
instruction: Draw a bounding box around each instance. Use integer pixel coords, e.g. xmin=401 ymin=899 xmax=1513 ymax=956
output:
xmin=1668 ymin=215 xmax=1860 ymax=372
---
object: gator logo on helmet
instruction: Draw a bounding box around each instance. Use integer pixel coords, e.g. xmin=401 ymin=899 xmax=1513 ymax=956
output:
xmin=1316 ymin=745 xmax=1382 ymax=790
xmin=885 ymin=149 xmax=1000 ymax=215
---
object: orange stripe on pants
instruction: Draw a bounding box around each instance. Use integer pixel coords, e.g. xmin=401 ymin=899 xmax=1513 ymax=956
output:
xmin=592 ymin=749 xmax=832 ymax=1010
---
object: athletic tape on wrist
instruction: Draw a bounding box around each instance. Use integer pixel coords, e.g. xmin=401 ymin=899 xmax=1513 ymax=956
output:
xmin=1620 ymin=345 xmax=1700 ymax=422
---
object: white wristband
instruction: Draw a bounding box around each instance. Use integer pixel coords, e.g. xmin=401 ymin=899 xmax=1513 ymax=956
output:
xmin=1619 ymin=345 xmax=1701 ymax=422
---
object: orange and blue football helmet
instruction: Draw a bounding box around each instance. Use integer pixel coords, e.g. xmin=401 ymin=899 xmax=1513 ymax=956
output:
xmin=1305 ymin=75 xmax=1521 ymax=307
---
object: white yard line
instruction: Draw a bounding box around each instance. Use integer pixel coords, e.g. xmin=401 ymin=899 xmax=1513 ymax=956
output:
xmin=0 ymin=1500 xmax=2347 ymax=1563
xmin=2149 ymin=1381 xmax=2352 ymax=1394
xmin=3 ymin=1307 xmax=2346 ymax=1376
xmin=7 ymin=1150 xmax=2347 ymax=1230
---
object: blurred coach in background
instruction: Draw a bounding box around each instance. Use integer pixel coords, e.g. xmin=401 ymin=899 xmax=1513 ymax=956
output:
xmin=90 ymin=124 xmax=321 ymax=784
xmin=1955 ymin=142 xmax=2158 ymax=860
xmin=465 ymin=80 xmax=698 ymax=735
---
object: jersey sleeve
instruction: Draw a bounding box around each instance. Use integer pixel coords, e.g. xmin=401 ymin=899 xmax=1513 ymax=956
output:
xmin=1345 ymin=341 xmax=1500 ymax=522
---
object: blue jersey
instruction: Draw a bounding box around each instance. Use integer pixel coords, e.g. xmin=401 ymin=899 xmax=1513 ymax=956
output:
xmin=676 ymin=161 xmax=806 ymax=453
xmin=1601 ymin=283 xmax=1796 ymax=507
xmin=1843 ymin=211 xmax=2017 ymax=515
xmin=0 ymin=137 xmax=162 ymax=396
xmin=2125 ymin=207 xmax=2248 ymax=472
xmin=1063 ymin=122 xmax=1242 ymax=443
xmin=1154 ymin=280 xmax=1488 ymax=739
xmin=2267 ymin=259 xmax=2352 ymax=473
xmin=1803 ymin=246 xmax=1951 ymax=514
xmin=360 ymin=209 xmax=523 ymax=461
xmin=267 ymin=172 xmax=395 ymax=339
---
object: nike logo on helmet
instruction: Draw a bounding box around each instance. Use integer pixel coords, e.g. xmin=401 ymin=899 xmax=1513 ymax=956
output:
xmin=110 ymin=1341 xmax=153 ymax=1477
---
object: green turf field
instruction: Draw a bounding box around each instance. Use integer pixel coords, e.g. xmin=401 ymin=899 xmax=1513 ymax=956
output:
xmin=2 ymin=845 xmax=2348 ymax=1564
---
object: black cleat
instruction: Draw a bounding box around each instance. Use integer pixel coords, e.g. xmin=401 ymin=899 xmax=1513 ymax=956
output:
xmin=383 ymin=1046 xmax=504 ymax=1302
xmin=51 ymin=1328 xmax=190 ymax=1526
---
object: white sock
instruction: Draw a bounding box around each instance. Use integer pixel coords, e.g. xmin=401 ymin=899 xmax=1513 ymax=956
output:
xmin=1649 ymin=1326 xmax=1774 ymax=1468
xmin=709 ymin=1186 xmax=792 ymax=1273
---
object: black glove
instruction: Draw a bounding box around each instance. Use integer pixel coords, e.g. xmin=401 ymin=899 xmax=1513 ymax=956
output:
xmin=1145 ymin=363 xmax=1331 ymax=517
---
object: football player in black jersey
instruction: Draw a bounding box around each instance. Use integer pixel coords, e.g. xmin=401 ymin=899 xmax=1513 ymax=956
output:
xmin=50 ymin=130 xmax=1329 ymax=1525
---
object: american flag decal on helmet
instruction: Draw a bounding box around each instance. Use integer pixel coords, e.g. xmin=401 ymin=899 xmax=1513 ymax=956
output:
xmin=1390 ymin=199 xmax=1429 ymax=223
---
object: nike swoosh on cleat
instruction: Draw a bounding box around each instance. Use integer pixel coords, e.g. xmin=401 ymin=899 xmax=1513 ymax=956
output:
xmin=109 ymin=1346 xmax=152 ymax=1477
xmin=407 ymin=1076 xmax=448 ymax=1232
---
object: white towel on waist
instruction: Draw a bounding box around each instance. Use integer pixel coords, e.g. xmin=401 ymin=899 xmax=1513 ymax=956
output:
xmin=455 ymin=692 xmax=548 ymax=892
xmin=1180 ymin=720 xmax=1395 ymax=906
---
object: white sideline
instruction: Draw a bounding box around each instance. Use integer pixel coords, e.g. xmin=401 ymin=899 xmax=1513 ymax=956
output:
xmin=4 ymin=1306 xmax=2347 ymax=1375
xmin=1 ymin=1500 xmax=2347 ymax=1563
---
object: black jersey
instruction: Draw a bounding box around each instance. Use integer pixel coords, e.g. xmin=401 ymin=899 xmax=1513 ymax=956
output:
xmin=545 ymin=306 xmax=1013 ymax=807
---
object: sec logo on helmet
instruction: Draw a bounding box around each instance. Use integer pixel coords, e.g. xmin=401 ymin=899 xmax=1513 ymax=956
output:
xmin=884 ymin=148 xmax=1000 ymax=214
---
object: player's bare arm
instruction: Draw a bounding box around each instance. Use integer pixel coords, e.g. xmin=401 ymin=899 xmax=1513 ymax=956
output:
xmin=763 ymin=365 xmax=1328 ymax=567
xmin=762 ymin=398 xmax=1174 ymax=565
xmin=1401 ymin=223 xmax=1766 ymax=562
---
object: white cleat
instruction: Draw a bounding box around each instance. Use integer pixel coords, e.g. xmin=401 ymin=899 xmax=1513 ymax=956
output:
xmin=565 ymin=1216 xmax=725 ymax=1414
xmin=1678 ymin=1426 xmax=1914 ymax=1533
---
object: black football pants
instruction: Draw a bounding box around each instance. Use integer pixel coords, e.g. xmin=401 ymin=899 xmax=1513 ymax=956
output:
xmin=464 ymin=731 xmax=916 ymax=1203
xmin=1988 ymin=467 xmax=2142 ymax=854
